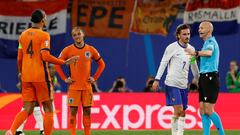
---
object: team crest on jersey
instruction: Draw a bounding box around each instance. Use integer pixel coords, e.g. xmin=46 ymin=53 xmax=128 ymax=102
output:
xmin=44 ymin=40 xmax=49 ymax=47
xmin=85 ymin=51 xmax=91 ymax=59
xmin=69 ymin=98 xmax=74 ymax=104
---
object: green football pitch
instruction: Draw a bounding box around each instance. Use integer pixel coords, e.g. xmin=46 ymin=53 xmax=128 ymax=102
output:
xmin=0 ymin=130 xmax=239 ymax=135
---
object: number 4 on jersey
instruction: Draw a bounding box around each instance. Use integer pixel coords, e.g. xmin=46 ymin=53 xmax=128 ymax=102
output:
xmin=27 ymin=40 xmax=34 ymax=58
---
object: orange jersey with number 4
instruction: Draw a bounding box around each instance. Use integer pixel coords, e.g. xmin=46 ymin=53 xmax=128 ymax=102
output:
xmin=58 ymin=44 xmax=101 ymax=90
xmin=18 ymin=28 xmax=51 ymax=82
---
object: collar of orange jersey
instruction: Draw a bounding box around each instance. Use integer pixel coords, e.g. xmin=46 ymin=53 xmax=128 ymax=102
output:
xmin=31 ymin=27 xmax=41 ymax=29
xmin=74 ymin=43 xmax=85 ymax=49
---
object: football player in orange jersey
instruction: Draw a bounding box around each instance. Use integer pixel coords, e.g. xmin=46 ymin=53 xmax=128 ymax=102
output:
xmin=16 ymin=81 xmax=44 ymax=135
xmin=5 ymin=9 xmax=79 ymax=135
xmin=55 ymin=27 xmax=105 ymax=135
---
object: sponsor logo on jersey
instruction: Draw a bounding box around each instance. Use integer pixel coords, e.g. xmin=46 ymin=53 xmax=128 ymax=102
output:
xmin=69 ymin=98 xmax=74 ymax=104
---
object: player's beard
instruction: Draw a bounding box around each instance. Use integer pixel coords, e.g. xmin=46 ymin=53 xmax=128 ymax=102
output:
xmin=184 ymin=38 xmax=189 ymax=44
xmin=75 ymin=42 xmax=81 ymax=46
xmin=75 ymin=40 xmax=84 ymax=48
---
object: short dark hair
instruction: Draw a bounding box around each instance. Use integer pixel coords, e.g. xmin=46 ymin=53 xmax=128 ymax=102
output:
xmin=147 ymin=80 xmax=154 ymax=88
xmin=115 ymin=80 xmax=124 ymax=89
xmin=31 ymin=9 xmax=45 ymax=23
xmin=175 ymin=24 xmax=190 ymax=40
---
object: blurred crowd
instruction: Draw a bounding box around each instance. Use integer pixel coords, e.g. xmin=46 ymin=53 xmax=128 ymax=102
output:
xmin=1 ymin=60 xmax=240 ymax=93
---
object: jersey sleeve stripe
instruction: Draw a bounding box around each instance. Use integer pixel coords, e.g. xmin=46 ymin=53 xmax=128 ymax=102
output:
xmin=43 ymin=61 xmax=53 ymax=98
xmin=43 ymin=61 xmax=51 ymax=83
xmin=95 ymin=57 xmax=102 ymax=62
xmin=41 ymin=48 xmax=50 ymax=51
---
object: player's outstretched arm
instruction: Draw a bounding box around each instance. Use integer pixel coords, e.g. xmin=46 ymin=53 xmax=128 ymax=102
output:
xmin=55 ymin=58 xmax=79 ymax=84
xmin=64 ymin=55 xmax=80 ymax=65
xmin=41 ymin=51 xmax=79 ymax=65
xmin=185 ymin=48 xmax=212 ymax=57
xmin=41 ymin=50 xmax=65 ymax=65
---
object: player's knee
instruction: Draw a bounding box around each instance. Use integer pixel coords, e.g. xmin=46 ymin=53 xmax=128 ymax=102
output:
xmin=199 ymin=103 xmax=205 ymax=115
xmin=176 ymin=109 xmax=186 ymax=117
xmin=42 ymin=100 xmax=53 ymax=113
xmin=199 ymin=107 xmax=205 ymax=115
xmin=175 ymin=109 xmax=183 ymax=117
xmin=70 ymin=107 xmax=78 ymax=116
xmin=24 ymin=106 xmax=34 ymax=115
xmin=25 ymin=108 xmax=34 ymax=116
xmin=180 ymin=110 xmax=186 ymax=117
xmin=83 ymin=107 xmax=91 ymax=116
xmin=204 ymin=108 xmax=213 ymax=116
xmin=43 ymin=107 xmax=53 ymax=113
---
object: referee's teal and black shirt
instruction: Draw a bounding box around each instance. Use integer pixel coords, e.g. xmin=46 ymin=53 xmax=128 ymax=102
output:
xmin=200 ymin=36 xmax=219 ymax=74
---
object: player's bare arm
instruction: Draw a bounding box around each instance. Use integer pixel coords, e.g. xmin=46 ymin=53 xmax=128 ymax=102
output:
xmin=64 ymin=55 xmax=80 ymax=65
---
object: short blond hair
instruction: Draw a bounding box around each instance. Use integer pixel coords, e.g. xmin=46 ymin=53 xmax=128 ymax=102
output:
xmin=71 ymin=26 xmax=85 ymax=35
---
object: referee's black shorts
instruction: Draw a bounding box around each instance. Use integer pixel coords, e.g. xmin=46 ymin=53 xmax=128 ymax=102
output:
xmin=199 ymin=72 xmax=220 ymax=103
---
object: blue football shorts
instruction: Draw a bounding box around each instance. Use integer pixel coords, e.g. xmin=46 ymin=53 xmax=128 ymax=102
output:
xmin=165 ymin=85 xmax=188 ymax=110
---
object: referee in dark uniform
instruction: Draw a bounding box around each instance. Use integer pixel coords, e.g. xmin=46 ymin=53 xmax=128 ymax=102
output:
xmin=185 ymin=21 xmax=225 ymax=135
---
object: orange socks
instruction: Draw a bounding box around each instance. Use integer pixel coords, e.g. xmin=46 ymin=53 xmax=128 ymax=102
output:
xmin=69 ymin=115 xmax=77 ymax=135
xmin=43 ymin=112 xmax=53 ymax=135
xmin=10 ymin=110 xmax=28 ymax=134
xmin=83 ymin=115 xmax=91 ymax=135
xmin=69 ymin=115 xmax=91 ymax=135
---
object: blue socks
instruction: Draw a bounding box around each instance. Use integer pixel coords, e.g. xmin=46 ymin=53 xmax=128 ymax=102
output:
xmin=209 ymin=112 xmax=225 ymax=135
xmin=201 ymin=112 xmax=225 ymax=135
xmin=201 ymin=114 xmax=211 ymax=135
